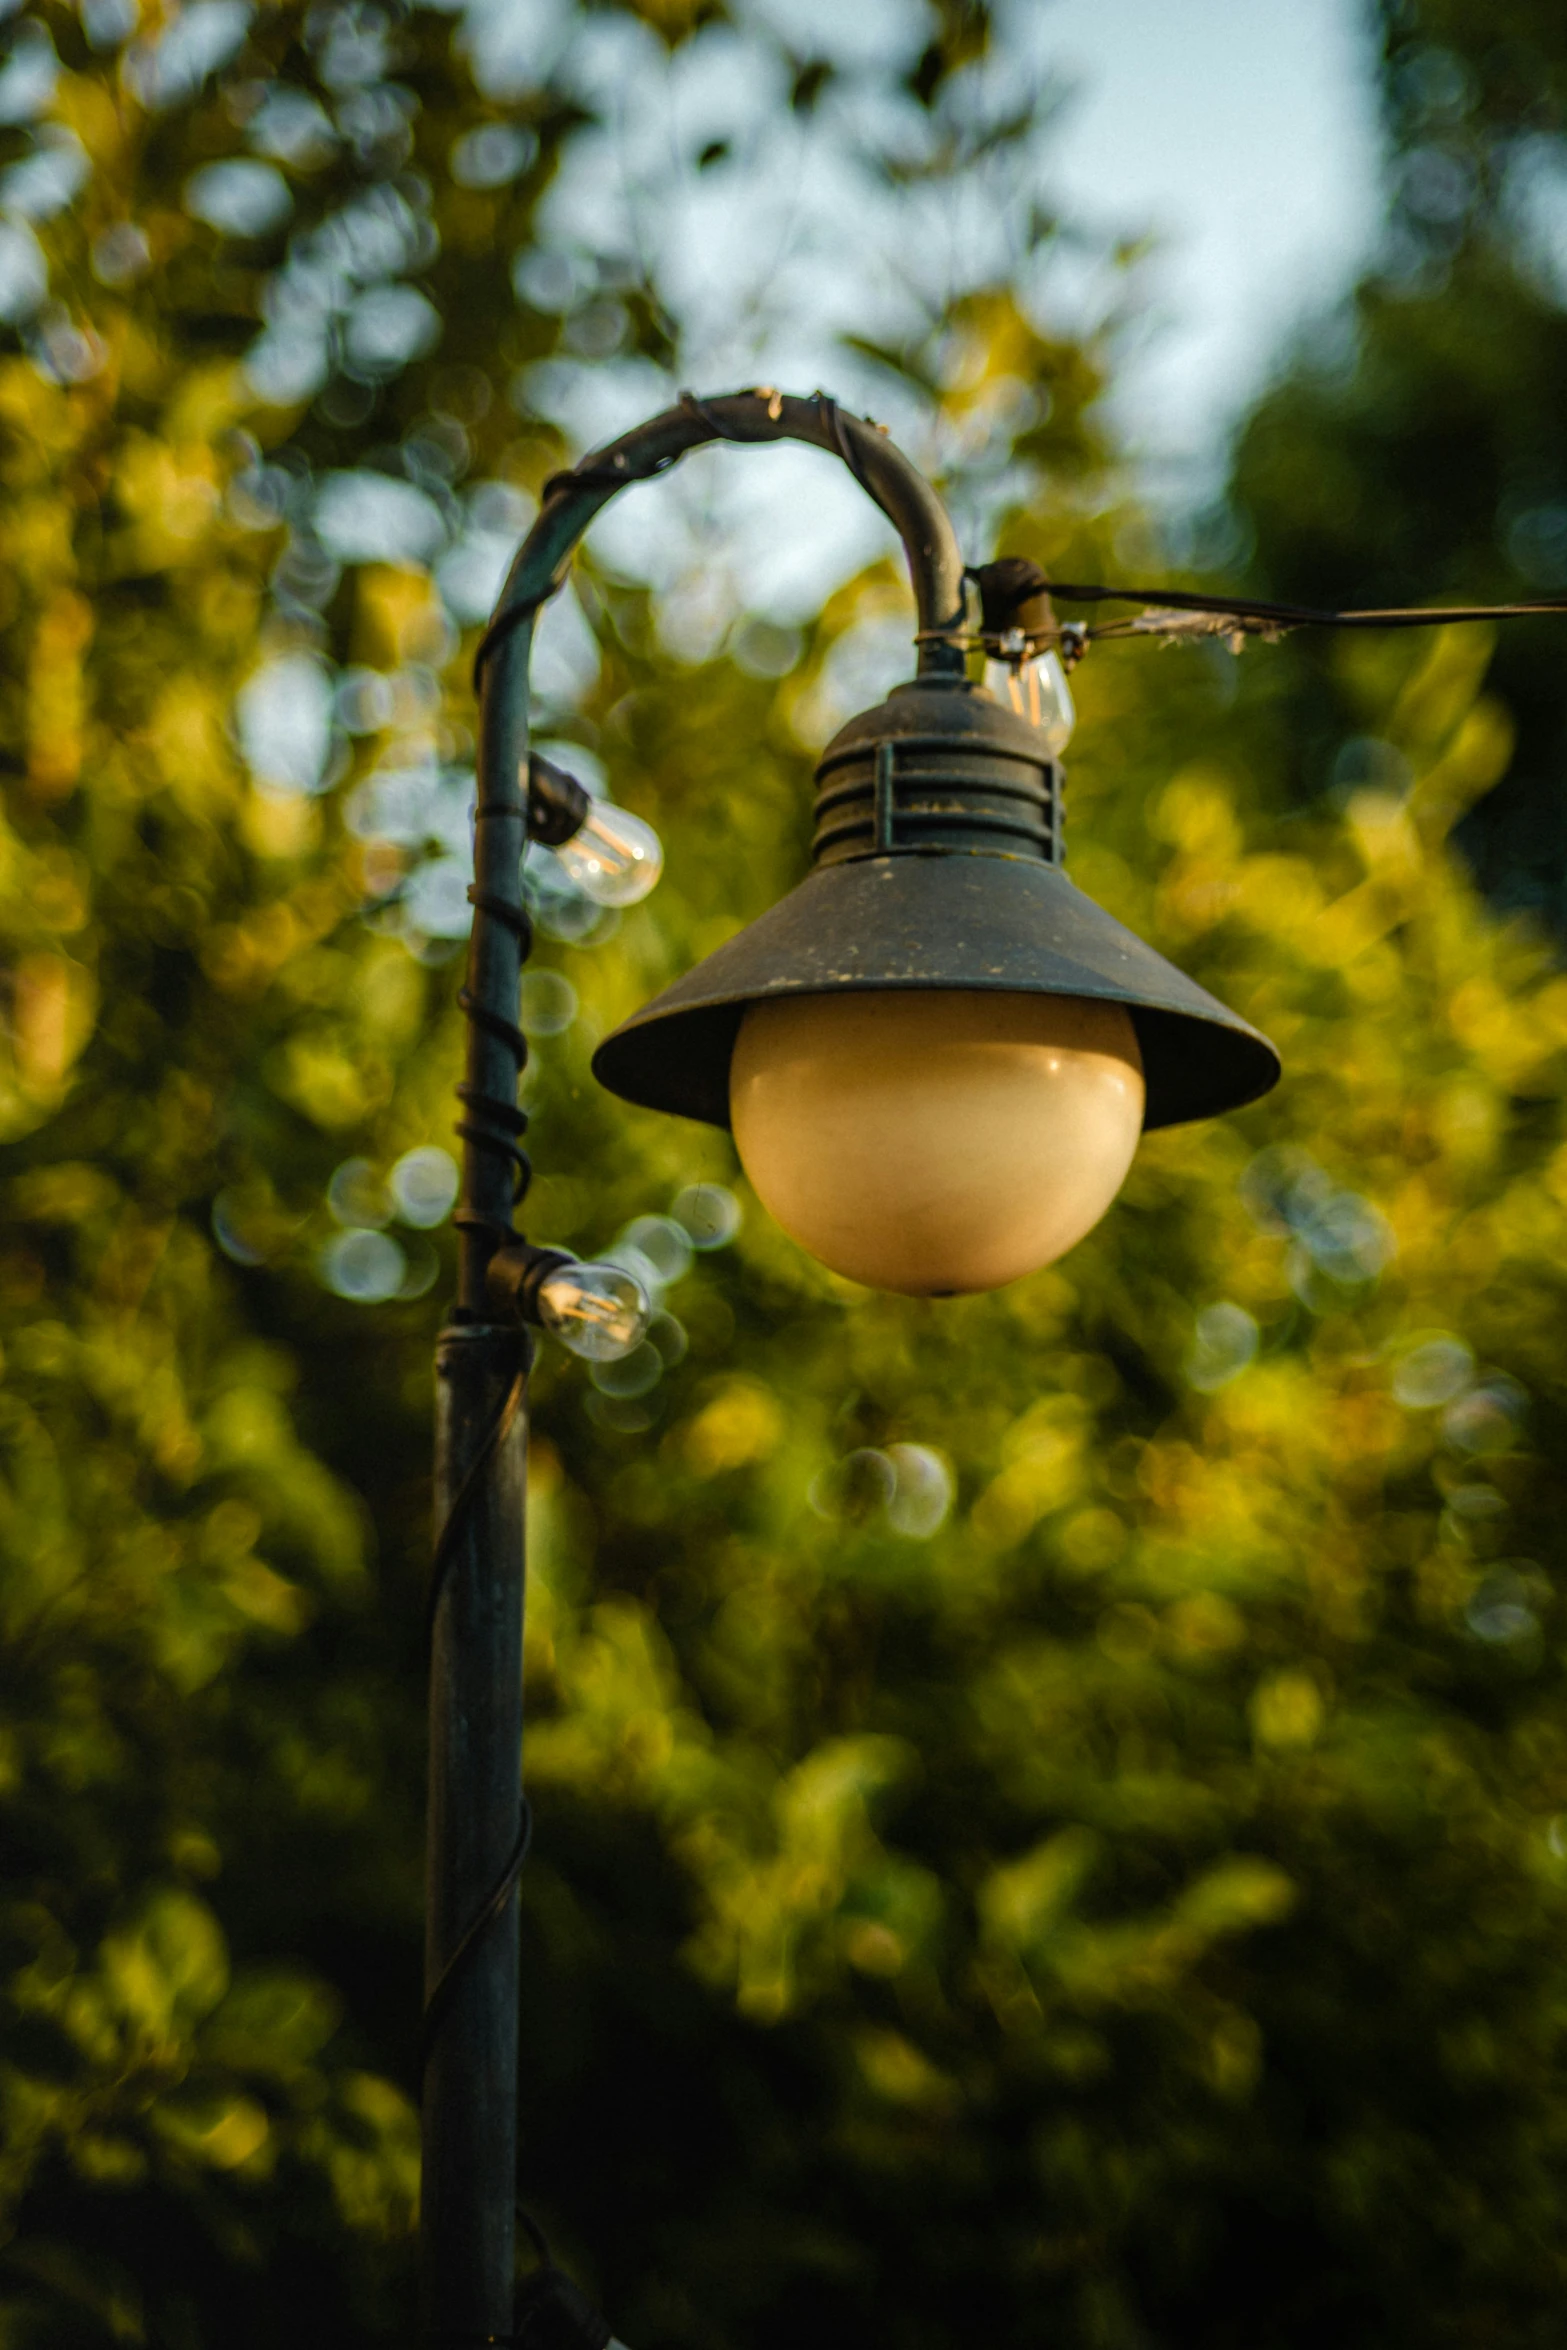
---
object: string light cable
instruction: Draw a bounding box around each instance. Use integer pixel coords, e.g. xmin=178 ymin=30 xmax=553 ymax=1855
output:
xmin=964 ymin=555 xmax=1567 ymax=669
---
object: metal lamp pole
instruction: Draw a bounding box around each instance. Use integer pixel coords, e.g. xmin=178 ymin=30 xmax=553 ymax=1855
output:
xmin=418 ymin=383 xmax=1284 ymax=2342
xmin=419 ymin=388 xmax=972 ymax=2347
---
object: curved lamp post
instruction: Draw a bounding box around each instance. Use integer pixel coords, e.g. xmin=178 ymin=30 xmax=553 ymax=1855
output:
xmin=420 ymin=387 xmax=1280 ymax=2346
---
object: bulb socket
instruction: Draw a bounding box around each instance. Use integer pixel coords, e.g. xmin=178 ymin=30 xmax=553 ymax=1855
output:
xmin=810 ymin=677 xmax=1063 ymax=868
xmin=970 ymin=555 xmax=1055 ymax=642
xmin=485 ymin=1242 xmax=575 ymax=1325
xmin=527 ymin=753 xmax=592 ymax=848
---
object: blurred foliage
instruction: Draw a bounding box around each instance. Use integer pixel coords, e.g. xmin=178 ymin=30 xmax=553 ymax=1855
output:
xmin=1231 ymin=0 xmax=1567 ymax=928
xmin=3 ymin=4 xmax=1567 ymax=2350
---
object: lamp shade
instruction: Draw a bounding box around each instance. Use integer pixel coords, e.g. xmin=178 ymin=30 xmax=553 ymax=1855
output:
xmin=591 ymin=677 xmax=1279 ymax=1135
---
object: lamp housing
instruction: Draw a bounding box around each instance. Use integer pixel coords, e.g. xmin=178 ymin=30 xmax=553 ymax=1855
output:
xmin=590 ymin=674 xmax=1277 ymax=1294
xmin=593 ymin=675 xmax=1278 ymax=1128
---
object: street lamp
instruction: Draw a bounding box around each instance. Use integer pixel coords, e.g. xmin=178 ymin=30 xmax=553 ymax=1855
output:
xmin=590 ymin=648 xmax=1278 ymax=1293
xmin=420 ymin=386 xmax=1279 ymax=2347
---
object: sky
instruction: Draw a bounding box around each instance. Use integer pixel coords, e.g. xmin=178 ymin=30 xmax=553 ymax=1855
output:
xmin=524 ymin=0 xmax=1391 ymax=642
xmin=1035 ymin=0 xmax=1384 ymax=483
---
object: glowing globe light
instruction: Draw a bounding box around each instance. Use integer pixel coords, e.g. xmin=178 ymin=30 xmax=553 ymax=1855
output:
xmin=730 ymin=989 xmax=1145 ymax=1295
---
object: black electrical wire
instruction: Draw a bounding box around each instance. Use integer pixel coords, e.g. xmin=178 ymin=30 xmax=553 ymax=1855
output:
xmin=423 ymin=1362 xmax=528 ymax=1644
xmin=472 ymin=391 xmax=743 ymax=683
xmin=472 ymin=595 xmax=541 ymax=684
xmin=419 ymin=1801 xmax=534 ymax=2068
xmin=474 ymin=388 xmax=892 ymax=685
xmin=516 ymin=2205 xmax=552 ymax=2267
xmin=422 ymin=839 xmax=535 ymax=2077
xmin=511 ymin=2200 xmax=616 ymax=2350
xmin=678 ymin=386 xmax=732 ymax=439
xmin=813 ymin=388 xmax=880 ymax=501
xmin=1019 ymin=576 xmax=1567 ymax=638
xmin=452 ymin=877 xmax=533 ymax=1237
xmin=963 ymin=555 xmax=1567 ymax=657
xmin=419 ymin=1345 xmax=531 ymax=2067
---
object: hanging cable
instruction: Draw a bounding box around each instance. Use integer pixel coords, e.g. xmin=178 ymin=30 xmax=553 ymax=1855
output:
xmin=1033 ymin=577 xmax=1567 ymax=633
xmin=965 ymin=555 xmax=1567 ymax=662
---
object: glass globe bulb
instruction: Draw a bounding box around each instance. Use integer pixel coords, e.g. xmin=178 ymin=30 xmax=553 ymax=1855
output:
xmin=729 ymin=990 xmax=1144 ymax=1295
xmin=983 ymin=647 xmax=1075 ymax=756
xmin=555 ymin=802 xmax=663 ymax=907
xmin=535 ymin=1260 xmax=651 ymax=1359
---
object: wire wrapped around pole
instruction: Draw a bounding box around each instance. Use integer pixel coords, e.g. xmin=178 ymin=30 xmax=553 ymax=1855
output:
xmin=471 ymin=385 xmax=969 ymax=686
xmin=421 ymin=582 xmax=537 ymax=2349
xmin=455 ymin=890 xmax=532 ymax=1242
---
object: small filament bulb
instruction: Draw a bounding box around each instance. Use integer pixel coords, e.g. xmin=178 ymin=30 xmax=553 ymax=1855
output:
xmin=535 ymin=1260 xmax=651 ymax=1360
xmin=983 ymin=639 xmax=1075 ymax=757
xmin=556 ymin=803 xmax=663 ymax=907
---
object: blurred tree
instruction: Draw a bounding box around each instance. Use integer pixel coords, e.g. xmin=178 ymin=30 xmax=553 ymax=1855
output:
xmin=5 ymin=4 xmax=1567 ymax=2350
xmin=1230 ymin=0 xmax=1567 ymax=925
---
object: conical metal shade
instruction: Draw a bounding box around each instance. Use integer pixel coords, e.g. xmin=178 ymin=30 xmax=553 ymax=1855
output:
xmin=592 ymin=851 xmax=1279 ymax=1133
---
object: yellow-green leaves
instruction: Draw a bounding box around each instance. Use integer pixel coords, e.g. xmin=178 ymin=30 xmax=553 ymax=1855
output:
xmin=99 ymin=1889 xmax=229 ymax=2051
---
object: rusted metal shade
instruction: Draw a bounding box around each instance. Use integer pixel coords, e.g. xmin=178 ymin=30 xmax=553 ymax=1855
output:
xmin=590 ymin=676 xmax=1281 ymax=1134
xmin=592 ymin=851 xmax=1278 ymax=1132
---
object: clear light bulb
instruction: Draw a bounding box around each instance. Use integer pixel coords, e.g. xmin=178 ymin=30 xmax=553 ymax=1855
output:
xmin=555 ymin=802 xmax=663 ymax=907
xmin=729 ymin=989 xmax=1144 ymax=1296
xmin=535 ymin=1259 xmax=651 ymax=1360
xmin=983 ymin=645 xmax=1075 ymax=756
